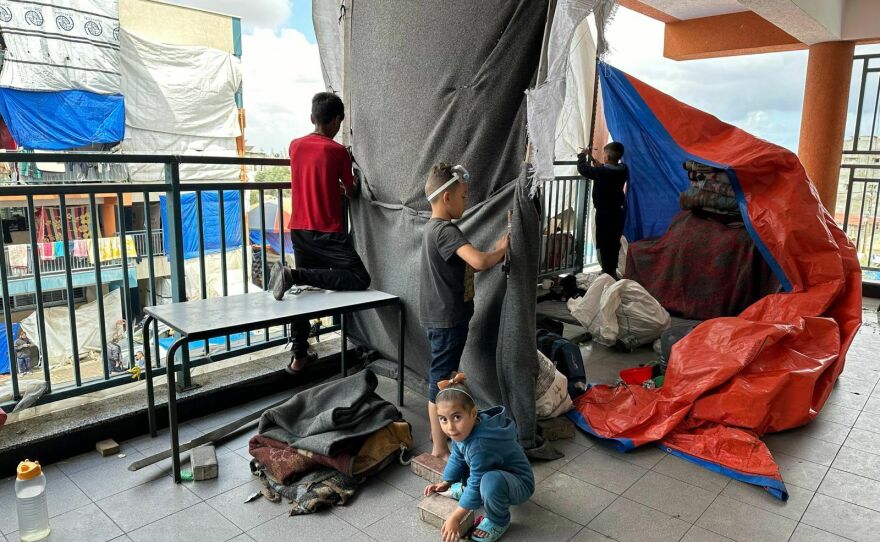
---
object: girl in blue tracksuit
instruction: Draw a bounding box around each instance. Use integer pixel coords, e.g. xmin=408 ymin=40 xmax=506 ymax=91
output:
xmin=424 ymin=373 xmax=534 ymax=542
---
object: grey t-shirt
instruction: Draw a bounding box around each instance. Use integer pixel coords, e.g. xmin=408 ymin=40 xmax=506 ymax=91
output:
xmin=420 ymin=219 xmax=475 ymax=328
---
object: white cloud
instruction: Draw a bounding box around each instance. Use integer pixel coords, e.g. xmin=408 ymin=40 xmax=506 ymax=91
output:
xmin=240 ymin=28 xmax=324 ymax=153
xmin=171 ymin=0 xmax=290 ymax=29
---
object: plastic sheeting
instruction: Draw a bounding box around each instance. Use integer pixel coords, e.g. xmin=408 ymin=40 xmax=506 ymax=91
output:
xmin=159 ymin=191 xmax=243 ymax=260
xmin=20 ymin=289 xmax=122 ymax=364
xmin=0 ymin=0 xmax=121 ymax=94
xmin=338 ymin=1 xmax=548 ymax=448
xmin=119 ymin=30 xmax=241 ymax=137
xmin=0 ymin=88 xmax=124 ymax=150
xmin=0 ymin=324 xmax=21 ymax=375
xmin=569 ymin=63 xmax=862 ymax=500
xmin=122 ymin=127 xmax=239 ymax=181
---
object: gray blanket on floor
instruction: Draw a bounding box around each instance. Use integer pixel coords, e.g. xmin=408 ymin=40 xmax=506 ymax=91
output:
xmin=258 ymin=369 xmax=401 ymax=456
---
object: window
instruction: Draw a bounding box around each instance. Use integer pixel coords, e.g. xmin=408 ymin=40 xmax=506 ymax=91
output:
xmin=0 ymin=287 xmax=87 ymax=312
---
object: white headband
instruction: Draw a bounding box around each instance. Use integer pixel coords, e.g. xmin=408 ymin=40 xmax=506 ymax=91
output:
xmin=427 ymin=165 xmax=470 ymax=202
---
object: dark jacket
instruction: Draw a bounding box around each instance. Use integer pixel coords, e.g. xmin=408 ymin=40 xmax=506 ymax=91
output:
xmin=441 ymin=406 xmax=535 ymax=510
xmin=577 ymin=155 xmax=628 ymax=212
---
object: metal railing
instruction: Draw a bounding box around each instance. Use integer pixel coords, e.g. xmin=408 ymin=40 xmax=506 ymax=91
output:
xmin=538 ymin=165 xmax=599 ymax=278
xmin=2 ymin=230 xmax=165 ymax=279
xmin=0 ymin=152 xmax=330 ymax=412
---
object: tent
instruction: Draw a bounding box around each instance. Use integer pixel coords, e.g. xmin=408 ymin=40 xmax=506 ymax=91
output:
xmin=567 ymin=63 xmax=862 ymax=500
xmin=0 ymin=324 xmax=21 ymax=375
xmin=248 ymin=201 xmax=293 ymax=255
xmin=159 ymin=191 xmax=243 ymax=260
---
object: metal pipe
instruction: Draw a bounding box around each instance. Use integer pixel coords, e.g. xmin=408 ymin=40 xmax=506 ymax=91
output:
xmin=58 ymin=195 xmax=81 ymax=386
xmin=25 ymin=196 xmax=51 ymax=390
xmin=89 ymin=194 xmax=110 ymax=379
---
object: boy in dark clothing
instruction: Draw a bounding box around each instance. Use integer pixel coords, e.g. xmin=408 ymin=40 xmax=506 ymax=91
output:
xmin=14 ymin=330 xmax=34 ymax=375
xmin=577 ymin=141 xmax=628 ymax=278
xmin=420 ymin=163 xmax=509 ymax=459
xmin=269 ymin=92 xmax=371 ymax=374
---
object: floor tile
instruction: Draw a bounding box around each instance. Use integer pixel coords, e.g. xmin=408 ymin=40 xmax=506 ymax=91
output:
xmin=772 ymin=453 xmax=829 ymax=491
xmin=248 ymin=508 xmax=362 ymax=542
xmin=95 ymin=476 xmax=201 ymax=532
xmin=817 ymin=468 xmax=880 ymax=512
xmin=853 ymin=410 xmax=880 ymax=435
xmin=378 ymin=463 xmax=431 ymax=500
xmin=7 ymin=503 xmax=122 ymax=542
xmin=825 ymin=388 xmax=869 ymax=410
xmin=720 ymin=480 xmax=812 ymax=521
xmin=189 ymin=408 xmax=251 ymax=433
xmin=0 ymin=467 xmax=91 ymax=535
xmin=125 ymin=423 xmax=204 ymax=456
xmin=128 ymin=502 xmax=241 ymax=542
xmin=834 ymin=375 xmax=877 ymax=395
xmin=622 ymin=471 xmax=716 ymax=523
xmin=537 ymin=438 xmax=590 ymax=472
xmin=680 ymin=526 xmax=734 ymax=542
xmin=696 ymin=495 xmax=796 ymax=542
xmin=108 ymin=536 xmax=134 ymax=542
xmin=66 ymin=452 xmax=165 ymax=501
xmin=568 ymin=527 xmax=616 ymax=541
xmin=588 ymin=497 xmax=690 ymax=542
xmin=763 ymin=433 xmax=841 ymax=466
xmin=330 ymin=478 xmax=414 ymax=530
xmin=361 ymin=501 xmax=449 ymax=542
xmin=788 ymin=523 xmax=852 ymax=542
xmin=55 ymin=443 xmax=141 ymax=476
xmin=226 ymin=535 xmax=256 ymax=542
xmin=530 ymin=460 xmax=556 ymax=485
xmin=792 ymin=418 xmax=851 ymax=445
xmin=842 ymin=428 xmax=880 ymax=455
xmin=831 ymin=446 xmax=880 ymax=482
xmin=652 ymin=454 xmax=730 ymax=493
xmin=180 ymin=449 xmax=258 ymax=500
xmin=864 ymin=396 xmax=880 ymax=415
xmin=817 ymin=403 xmax=862 ymax=427
xmin=503 ymin=501 xmax=583 ymax=542
xmin=802 ymin=493 xmax=880 ymax=542
xmin=531 ymin=472 xmax=616 ymax=526
xmin=206 ymin=479 xmax=288 ymax=531
xmin=560 ymin=448 xmax=647 ymax=494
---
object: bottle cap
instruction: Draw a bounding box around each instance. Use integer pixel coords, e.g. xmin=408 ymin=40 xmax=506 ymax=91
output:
xmin=16 ymin=460 xmax=42 ymax=481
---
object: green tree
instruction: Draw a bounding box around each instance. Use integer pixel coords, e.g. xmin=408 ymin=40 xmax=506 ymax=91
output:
xmin=254 ymin=167 xmax=290 ymax=183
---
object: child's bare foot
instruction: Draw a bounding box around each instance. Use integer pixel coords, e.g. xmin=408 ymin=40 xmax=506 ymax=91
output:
xmin=430 ymin=448 xmax=450 ymax=462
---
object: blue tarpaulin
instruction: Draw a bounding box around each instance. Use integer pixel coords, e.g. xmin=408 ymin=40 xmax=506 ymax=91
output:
xmin=249 ymin=230 xmax=293 ymax=255
xmin=0 ymin=89 xmax=124 ymax=150
xmin=0 ymin=324 xmax=21 ymax=375
xmin=160 ymin=191 xmax=243 ymax=260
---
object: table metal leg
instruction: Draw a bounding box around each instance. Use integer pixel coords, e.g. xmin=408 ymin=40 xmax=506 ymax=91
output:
xmin=165 ymin=338 xmax=186 ymax=483
xmin=142 ymin=316 xmax=157 ymax=437
xmin=340 ymin=313 xmax=347 ymax=377
xmin=398 ymin=302 xmax=405 ymax=407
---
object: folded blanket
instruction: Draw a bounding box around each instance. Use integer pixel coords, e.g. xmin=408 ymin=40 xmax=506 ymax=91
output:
xmin=679 ymin=186 xmax=739 ymax=214
xmin=691 ymin=178 xmax=735 ymax=198
xmin=248 ymin=435 xmax=357 ymax=485
xmin=265 ymin=468 xmax=359 ymax=516
xmin=258 ymin=369 xmax=402 ymax=456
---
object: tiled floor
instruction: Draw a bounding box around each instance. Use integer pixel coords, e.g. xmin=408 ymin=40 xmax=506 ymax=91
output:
xmin=2 ymin=302 xmax=879 ymax=542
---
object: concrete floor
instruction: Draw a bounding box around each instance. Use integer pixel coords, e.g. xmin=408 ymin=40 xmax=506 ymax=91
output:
xmin=1 ymin=301 xmax=878 ymax=542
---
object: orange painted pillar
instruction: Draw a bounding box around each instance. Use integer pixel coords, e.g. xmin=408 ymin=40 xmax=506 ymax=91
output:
xmin=100 ymin=200 xmax=117 ymax=237
xmin=798 ymin=41 xmax=856 ymax=212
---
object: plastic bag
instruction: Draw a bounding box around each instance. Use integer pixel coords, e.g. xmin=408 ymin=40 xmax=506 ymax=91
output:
xmin=536 ymin=350 xmax=573 ymax=419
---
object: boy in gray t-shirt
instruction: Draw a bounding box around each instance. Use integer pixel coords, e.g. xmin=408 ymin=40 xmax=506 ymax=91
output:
xmin=420 ymin=163 xmax=509 ymax=460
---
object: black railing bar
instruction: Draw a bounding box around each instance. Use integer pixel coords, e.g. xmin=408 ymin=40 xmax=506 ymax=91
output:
xmin=867 ymin=186 xmax=880 ymax=266
xmin=179 ymin=181 xmax=288 ymax=191
xmin=851 ymin=178 xmax=880 ymax=183
xmin=217 ymin=190 xmax=231 ymax=352
xmin=239 ymin=188 xmax=251 ymax=347
xmin=554 ymin=176 xmax=582 ymax=180
xmin=116 ymin=192 xmax=136 ymax=371
xmin=870 ymin=75 xmax=880 ymax=150
xmin=277 ymin=187 xmax=288 ymax=343
xmin=258 ymin=188 xmax=269 ymax=342
xmin=843 ymin=169 xmax=855 ymax=236
xmin=841 ymin=153 xmax=880 ymax=158
xmin=194 ymin=191 xmax=209 ymax=354
xmin=856 ymin=183 xmax=868 ymax=251
xmin=25 ymin=196 xmax=51 ymax=391
xmin=0 ymin=219 xmax=21 ymax=400
xmin=854 ymin=59 xmax=870 ymax=149
xmin=58 ymin=195 xmax=82 ymax=387
xmin=554 ymin=160 xmax=578 ymax=165
xmin=0 ymin=184 xmax=170 ymax=197
xmin=88 ymin=194 xmax=111 ymax=379
xmin=142 ymin=191 xmax=161 ymax=369
xmin=855 ymin=54 xmax=880 ymax=59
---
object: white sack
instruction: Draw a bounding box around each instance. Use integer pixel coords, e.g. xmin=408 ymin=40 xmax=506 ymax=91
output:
xmin=535 ymin=350 xmax=573 ymax=419
xmin=20 ymin=288 xmax=123 ymax=364
xmin=119 ymin=29 xmax=241 ymax=137
xmin=568 ymin=275 xmax=671 ymax=347
xmin=0 ymin=0 xmax=121 ymax=94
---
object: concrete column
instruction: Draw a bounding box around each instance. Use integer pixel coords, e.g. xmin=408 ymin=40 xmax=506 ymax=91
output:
xmin=100 ymin=200 xmax=117 ymax=237
xmin=798 ymin=41 xmax=856 ymax=212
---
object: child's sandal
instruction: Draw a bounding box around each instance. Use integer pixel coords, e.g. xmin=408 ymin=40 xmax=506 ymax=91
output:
xmin=470 ymin=517 xmax=509 ymax=542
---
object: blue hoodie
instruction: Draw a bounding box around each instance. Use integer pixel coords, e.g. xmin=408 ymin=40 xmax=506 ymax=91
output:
xmin=441 ymin=406 xmax=535 ymax=510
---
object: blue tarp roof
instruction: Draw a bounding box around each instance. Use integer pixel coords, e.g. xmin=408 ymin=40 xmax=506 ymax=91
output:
xmin=159 ymin=191 xmax=243 ymax=260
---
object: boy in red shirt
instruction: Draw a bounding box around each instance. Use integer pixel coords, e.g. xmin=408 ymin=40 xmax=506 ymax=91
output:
xmin=269 ymin=92 xmax=370 ymax=374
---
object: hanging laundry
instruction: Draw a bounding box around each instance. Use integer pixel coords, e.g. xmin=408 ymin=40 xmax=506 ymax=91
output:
xmin=39 ymin=243 xmax=54 ymax=261
xmin=73 ymin=240 xmax=89 ymax=259
xmin=53 ymin=241 xmax=65 ymax=257
xmin=7 ymin=245 xmax=28 ymax=270
xmin=125 ymin=237 xmax=138 ymax=259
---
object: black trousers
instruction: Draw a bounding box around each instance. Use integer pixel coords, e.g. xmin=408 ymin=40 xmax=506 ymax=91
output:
xmin=290 ymin=230 xmax=371 ymax=358
xmin=595 ymin=207 xmax=626 ymax=277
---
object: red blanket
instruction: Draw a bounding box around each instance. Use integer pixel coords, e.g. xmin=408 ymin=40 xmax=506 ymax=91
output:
xmin=248 ymin=435 xmax=355 ymax=485
xmin=625 ymin=211 xmax=780 ymax=320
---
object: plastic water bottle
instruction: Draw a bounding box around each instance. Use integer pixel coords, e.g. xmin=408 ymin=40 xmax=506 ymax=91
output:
xmin=15 ymin=460 xmax=50 ymax=542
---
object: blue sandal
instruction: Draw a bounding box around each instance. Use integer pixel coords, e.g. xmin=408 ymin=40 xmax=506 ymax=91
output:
xmin=471 ymin=517 xmax=509 ymax=542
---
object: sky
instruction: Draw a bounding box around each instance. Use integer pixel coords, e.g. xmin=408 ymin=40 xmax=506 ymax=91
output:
xmin=175 ymin=0 xmax=879 ymax=155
